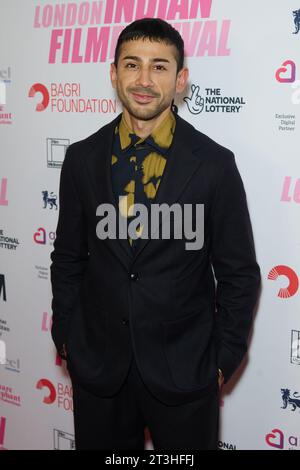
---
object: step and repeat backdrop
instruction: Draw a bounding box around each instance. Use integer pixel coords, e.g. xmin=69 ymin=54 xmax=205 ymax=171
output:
xmin=0 ymin=0 xmax=299 ymax=450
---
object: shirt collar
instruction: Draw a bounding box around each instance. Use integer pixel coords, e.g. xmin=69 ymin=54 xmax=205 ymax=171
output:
xmin=117 ymin=109 xmax=176 ymax=155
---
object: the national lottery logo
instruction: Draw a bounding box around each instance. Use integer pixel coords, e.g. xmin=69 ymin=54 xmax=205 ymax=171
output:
xmin=36 ymin=379 xmax=73 ymax=411
xmin=281 ymin=389 xmax=300 ymax=412
xmin=183 ymin=84 xmax=246 ymax=115
xmin=0 ymin=229 xmax=20 ymax=251
xmin=218 ymin=440 xmax=236 ymax=450
xmin=267 ymin=265 xmax=299 ymax=298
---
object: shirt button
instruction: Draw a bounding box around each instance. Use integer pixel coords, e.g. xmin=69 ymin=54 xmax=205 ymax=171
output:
xmin=130 ymin=272 xmax=139 ymax=281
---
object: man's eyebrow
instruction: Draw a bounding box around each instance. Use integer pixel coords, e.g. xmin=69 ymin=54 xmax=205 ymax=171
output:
xmin=122 ymin=56 xmax=170 ymax=63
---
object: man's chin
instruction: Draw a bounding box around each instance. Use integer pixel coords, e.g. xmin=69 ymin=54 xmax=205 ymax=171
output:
xmin=124 ymin=103 xmax=168 ymax=121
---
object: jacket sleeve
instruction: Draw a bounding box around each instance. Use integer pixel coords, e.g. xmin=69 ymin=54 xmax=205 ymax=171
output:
xmin=209 ymin=151 xmax=261 ymax=383
xmin=50 ymin=145 xmax=89 ymax=357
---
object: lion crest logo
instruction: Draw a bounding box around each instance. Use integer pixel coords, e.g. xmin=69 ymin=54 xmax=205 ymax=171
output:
xmin=281 ymin=389 xmax=300 ymax=411
xmin=42 ymin=191 xmax=58 ymax=210
xmin=293 ymin=9 xmax=300 ymax=34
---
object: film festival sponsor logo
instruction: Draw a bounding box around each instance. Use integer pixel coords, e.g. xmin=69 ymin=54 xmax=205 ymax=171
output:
xmin=96 ymin=200 xmax=205 ymax=251
xmin=33 ymin=227 xmax=56 ymax=246
xmin=28 ymin=82 xmax=116 ymax=114
xmin=41 ymin=311 xmax=52 ymax=333
xmin=42 ymin=190 xmax=58 ymax=210
xmin=0 ymin=340 xmax=6 ymax=366
xmin=218 ymin=441 xmax=236 ymax=451
xmin=265 ymin=428 xmax=300 ymax=450
xmin=0 ymin=229 xmax=20 ymax=251
xmin=0 ymin=65 xmax=11 ymax=106
xmin=267 ymin=265 xmax=299 ymax=299
xmin=0 ymin=384 xmax=21 ymax=407
xmin=47 ymin=138 xmax=70 ymax=169
xmin=0 ymin=179 xmax=8 ymax=206
xmin=183 ymin=84 xmax=246 ymax=115
xmin=0 ymin=318 xmax=10 ymax=337
xmin=0 ymin=417 xmax=7 ymax=451
xmin=41 ymin=313 xmax=63 ymax=366
xmin=275 ymin=59 xmax=300 ymax=107
xmin=36 ymin=378 xmax=73 ymax=412
xmin=2 ymin=358 xmax=20 ymax=374
xmin=291 ymin=330 xmax=300 ymax=365
xmin=0 ymin=66 xmax=12 ymax=126
xmin=0 ymin=274 xmax=7 ymax=302
xmin=32 ymin=0 xmax=231 ymax=64
xmin=281 ymin=177 xmax=300 ymax=203
xmin=276 ymin=60 xmax=296 ymax=84
xmin=0 ymin=82 xmax=5 ymax=106
xmin=275 ymin=113 xmax=296 ymax=132
xmin=292 ymin=9 xmax=300 ymax=34
xmin=53 ymin=429 xmax=75 ymax=450
xmin=0 ymin=66 xmax=11 ymax=85
xmin=281 ymin=388 xmax=300 ymax=412
xmin=35 ymin=265 xmax=49 ymax=281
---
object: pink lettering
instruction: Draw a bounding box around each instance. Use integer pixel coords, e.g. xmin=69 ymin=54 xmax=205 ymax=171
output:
xmin=0 ymin=179 xmax=8 ymax=206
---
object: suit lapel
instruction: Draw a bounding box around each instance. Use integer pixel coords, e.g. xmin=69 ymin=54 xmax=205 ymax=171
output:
xmin=85 ymin=113 xmax=134 ymax=264
xmin=84 ymin=111 xmax=207 ymax=265
xmin=132 ymin=113 xmax=205 ymax=259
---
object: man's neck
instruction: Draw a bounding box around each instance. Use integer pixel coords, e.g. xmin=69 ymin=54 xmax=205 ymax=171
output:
xmin=122 ymin=106 xmax=172 ymax=139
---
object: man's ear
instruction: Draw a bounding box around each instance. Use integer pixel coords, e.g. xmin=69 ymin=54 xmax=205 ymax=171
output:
xmin=110 ymin=62 xmax=117 ymax=89
xmin=176 ymin=67 xmax=189 ymax=94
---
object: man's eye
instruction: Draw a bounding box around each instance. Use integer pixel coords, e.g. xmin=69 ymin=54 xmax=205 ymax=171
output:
xmin=124 ymin=63 xmax=166 ymax=70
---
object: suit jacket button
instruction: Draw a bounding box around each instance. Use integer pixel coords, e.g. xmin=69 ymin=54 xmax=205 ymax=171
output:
xmin=122 ymin=318 xmax=129 ymax=325
xmin=130 ymin=272 xmax=139 ymax=281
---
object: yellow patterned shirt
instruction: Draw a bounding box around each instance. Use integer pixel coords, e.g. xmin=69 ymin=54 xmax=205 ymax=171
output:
xmin=111 ymin=110 xmax=176 ymax=250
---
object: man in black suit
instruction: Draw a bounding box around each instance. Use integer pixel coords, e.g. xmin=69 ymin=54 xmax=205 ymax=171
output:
xmin=50 ymin=18 xmax=261 ymax=450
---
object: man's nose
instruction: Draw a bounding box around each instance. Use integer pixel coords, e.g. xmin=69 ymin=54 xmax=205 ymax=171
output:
xmin=135 ymin=66 xmax=154 ymax=88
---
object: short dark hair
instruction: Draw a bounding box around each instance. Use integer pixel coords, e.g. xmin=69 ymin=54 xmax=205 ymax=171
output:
xmin=114 ymin=18 xmax=185 ymax=74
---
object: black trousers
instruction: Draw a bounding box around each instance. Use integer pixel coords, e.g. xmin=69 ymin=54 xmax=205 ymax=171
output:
xmin=71 ymin=355 xmax=220 ymax=450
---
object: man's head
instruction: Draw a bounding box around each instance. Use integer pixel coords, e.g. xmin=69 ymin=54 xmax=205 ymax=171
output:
xmin=110 ymin=18 xmax=188 ymax=121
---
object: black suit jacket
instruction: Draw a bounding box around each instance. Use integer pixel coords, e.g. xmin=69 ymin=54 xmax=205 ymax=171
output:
xmin=50 ymin=111 xmax=261 ymax=405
